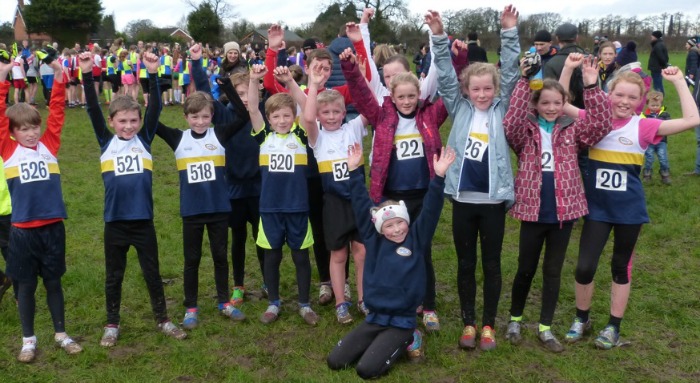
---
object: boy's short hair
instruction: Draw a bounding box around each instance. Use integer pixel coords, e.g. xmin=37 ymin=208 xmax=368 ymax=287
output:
xmin=184 ymin=91 xmax=214 ymax=115
xmin=317 ymin=89 xmax=345 ymax=109
xmin=108 ymin=95 xmax=142 ymax=119
xmin=6 ymin=103 xmax=41 ymax=132
xmin=264 ymin=93 xmax=296 ymax=117
xmin=647 ymin=90 xmax=663 ymax=103
xmin=230 ymin=72 xmax=250 ymax=88
xmin=307 ymin=49 xmax=332 ymax=66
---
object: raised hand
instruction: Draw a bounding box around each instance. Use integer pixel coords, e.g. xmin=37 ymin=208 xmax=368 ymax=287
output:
xmin=273 ymin=66 xmax=293 ymax=84
xmin=307 ymin=61 xmax=325 ymax=87
xmin=564 ymin=52 xmax=584 ymax=70
xmin=346 ymin=22 xmax=362 ymax=43
xmin=78 ymin=52 xmax=93 ymax=74
xmin=581 ymin=56 xmax=599 ymax=87
xmin=519 ymin=57 xmax=531 ymax=77
xmin=143 ymin=52 xmax=160 ymax=74
xmin=501 ymin=4 xmax=519 ymax=29
xmin=424 ymin=10 xmax=444 ymax=35
xmin=250 ymin=64 xmax=267 ymax=80
xmin=267 ymin=24 xmax=284 ymax=51
xmin=451 ymin=39 xmax=467 ymax=57
xmin=661 ymin=66 xmax=683 ymax=82
xmin=361 ymin=8 xmax=375 ymax=24
xmin=339 ymin=47 xmax=356 ymax=63
xmin=433 ymin=146 xmax=456 ymax=177
xmin=347 ymin=142 xmax=363 ymax=171
xmin=189 ymin=43 xmax=202 ymax=61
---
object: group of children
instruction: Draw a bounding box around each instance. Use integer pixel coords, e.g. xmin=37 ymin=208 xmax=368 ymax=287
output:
xmin=1 ymin=4 xmax=698 ymax=380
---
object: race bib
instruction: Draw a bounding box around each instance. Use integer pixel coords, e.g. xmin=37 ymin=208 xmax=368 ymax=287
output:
xmin=464 ymin=136 xmax=487 ymax=162
xmin=332 ymin=160 xmax=349 ymax=181
xmin=187 ymin=160 xmax=216 ymax=183
xmin=541 ymin=150 xmax=553 ymax=172
xmin=113 ymin=154 xmax=143 ymax=176
xmin=595 ymin=169 xmax=627 ymax=191
xmin=269 ymin=153 xmax=294 ymax=173
xmin=19 ymin=160 xmax=50 ymax=183
xmin=396 ymin=138 xmax=424 ymax=160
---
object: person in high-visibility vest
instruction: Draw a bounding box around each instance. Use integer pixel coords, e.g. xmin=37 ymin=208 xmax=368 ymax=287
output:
xmin=159 ymin=46 xmax=173 ymax=104
xmin=118 ymin=49 xmax=135 ymax=99
xmin=138 ymin=47 xmax=150 ymax=106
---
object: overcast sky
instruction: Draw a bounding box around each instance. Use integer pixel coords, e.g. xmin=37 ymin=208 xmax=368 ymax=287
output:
xmin=5 ymin=0 xmax=700 ymax=35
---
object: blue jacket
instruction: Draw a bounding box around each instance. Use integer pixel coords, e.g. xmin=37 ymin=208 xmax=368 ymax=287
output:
xmin=349 ymin=169 xmax=445 ymax=329
xmin=432 ymin=28 xmax=519 ymax=206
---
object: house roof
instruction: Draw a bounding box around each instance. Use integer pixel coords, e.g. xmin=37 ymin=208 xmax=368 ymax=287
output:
xmin=252 ymin=28 xmax=303 ymax=42
xmin=158 ymin=27 xmax=193 ymax=41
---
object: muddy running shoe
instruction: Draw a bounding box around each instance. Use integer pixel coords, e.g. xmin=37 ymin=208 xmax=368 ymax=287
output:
xmin=336 ymin=302 xmax=353 ymax=324
xmin=299 ymin=305 xmax=319 ymax=326
xmin=100 ymin=326 xmax=120 ymax=347
xmin=480 ymin=326 xmax=497 ymax=351
xmin=56 ymin=336 xmax=83 ymax=355
xmin=230 ymin=286 xmax=245 ymax=306
xmin=182 ymin=308 xmax=199 ymax=330
xmin=260 ymin=304 xmax=280 ymax=324
xmin=159 ymin=321 xmax=187 ymax=340
xmin=17 ymin=336 xmax=37 ymax=363
xmin=538 ymin=328 xmax=564 ymax=353
xmin=422 ymin=311 xmax=440 ymax=332
xmin=459 ymin=325 xmax=477 ymax=349
xmin=594 ymin=325 xmax=620 ymax=350
xmin=506 ymin=321 xmax=522 ymax=345
xmin=406 ymin=329 xmax=424 ymax=361
xmin=318 ymin=284 xmax=333 ymax=305
xmin=220 ymin=302 xmax=246 ymax=321
xmin=565 ymin=317 xmax=592 ymax=343
xmin=357 ymin=300 xmax=370 ymax=316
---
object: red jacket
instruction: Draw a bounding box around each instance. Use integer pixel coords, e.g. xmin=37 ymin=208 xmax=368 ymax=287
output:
xmin=504 ymin=78 xmax=612 ymax=222
xmin=342 ymin=59 xmax=447 ymax=203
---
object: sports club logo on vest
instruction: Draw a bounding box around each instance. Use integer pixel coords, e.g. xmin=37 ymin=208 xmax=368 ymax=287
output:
xmin=396 ymin=247 xmax=412 ymax=256
xmin=131 ymin=147 xmax=143 ymax=153
xmin=286 ymin=142 xmax=298 ymax=150
xmin=618 ymin=137 xmax=633 ymax=145
xmin=205 ymin=143 xmax=218 ymax=150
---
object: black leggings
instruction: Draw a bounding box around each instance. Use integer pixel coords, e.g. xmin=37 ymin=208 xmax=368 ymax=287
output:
xmin=327 ymin=322 xmax=413 ymax=379
xmin=18 ymin=278 xmax=65 ymax=337
xmin=510 ymin=221 xmax=573 ymax=326
xmin=229 ymin=197 xmax=265 ymax=286
xmin=182 ymin=217 xmax=229 ymax=308
xmin=575 ymin=220 xmax=641 ymax=285
xmin=308 ymin=177 xmax=332 ymax=283
xmin=263 ymin=248 xmax=311 ymax=304
xmin=452 ymin=201 xmax=505 ymax=328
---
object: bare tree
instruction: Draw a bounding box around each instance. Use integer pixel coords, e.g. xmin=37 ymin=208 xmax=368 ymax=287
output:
xmin=183 ymin=0 xmax=237 ymax=22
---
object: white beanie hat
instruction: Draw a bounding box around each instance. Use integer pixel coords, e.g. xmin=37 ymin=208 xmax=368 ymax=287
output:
xmin=223 ymin=41 xmax=240 ymax=55
xmin=371 ymin=201 xmax=410 ymax=233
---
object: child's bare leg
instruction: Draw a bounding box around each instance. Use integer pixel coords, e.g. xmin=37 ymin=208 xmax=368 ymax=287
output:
xmin=330 ymin=248 xmax=349 ymax=306
xmin=351 ymin=241 xmax=366 ymax=302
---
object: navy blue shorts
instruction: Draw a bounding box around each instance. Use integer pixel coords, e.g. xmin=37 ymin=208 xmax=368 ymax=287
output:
xmin=7 ymin=221 xmax=66 ymax=282
xmin=257 ymin=212 xmax=313 ymax=250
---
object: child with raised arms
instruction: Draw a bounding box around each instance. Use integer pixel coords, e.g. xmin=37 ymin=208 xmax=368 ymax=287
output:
xmin=342 ymin=38 xmax=448 ymax=333
xmin=562 ymin=65 xmax=700 ymax=350
xmin=0 ymin=57 xmax=81 ymax=363
xmin=78 ymin=51 xmax=187 ymax=347
xmin=327 ymin=143 xmax=455 ymax=379
xmin=247 ymin=64 xmax=319 ymax=326
xmin=297 ymin=60 xmax=369 ymax=324
xmin=503 ymin=53 xmax=612 ymax=352
xmin=189 ymin=43 xmax=265 ymax=306
xmin=426 ymin=6 xmax=519 ymax=349
xmin=155 ymin=89 xmax=250 ymax=329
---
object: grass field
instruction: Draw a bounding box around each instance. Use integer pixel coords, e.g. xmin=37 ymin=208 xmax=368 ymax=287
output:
xmin=0 ymin=52 xmax=699 ymax=382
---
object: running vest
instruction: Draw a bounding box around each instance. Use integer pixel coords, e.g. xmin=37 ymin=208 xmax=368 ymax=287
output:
xmin=106 ymin=54 xmax=116 ymax=75
xmin=385 ymin=115 xmax=430 ymax=191
xmin=0 ymin=158 xmax=12 ymax=216
xmin=538 ymin=127 xmax=558 ymax=223
xmin=4 ymin=143 xmax=66 ymax=223
xmin=257 ymin=128 xmax=309 ymax=213
xmin=100 ymin=136 xmax=154 ymax=222
xmin=178 ymin=59 xmax=190 ymax=86
xmin=585 ymin=116 xmax=648 ymax=224
xmin=313 ymin=119 xmax=366 ymax=199
xmin=159 ymin=55 xmax=172 ymax=76
xmin=174 ymin=129 xmax=230 ymax=217
xmin=458 ymin=110 xmax=490 ymax=193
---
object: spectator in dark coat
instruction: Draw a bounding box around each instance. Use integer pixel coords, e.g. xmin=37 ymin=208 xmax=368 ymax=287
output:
xmin=647 ymin=30 xmax=669 ymax=94
xmin=466 ymin=32 xmax=488 ymax=63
